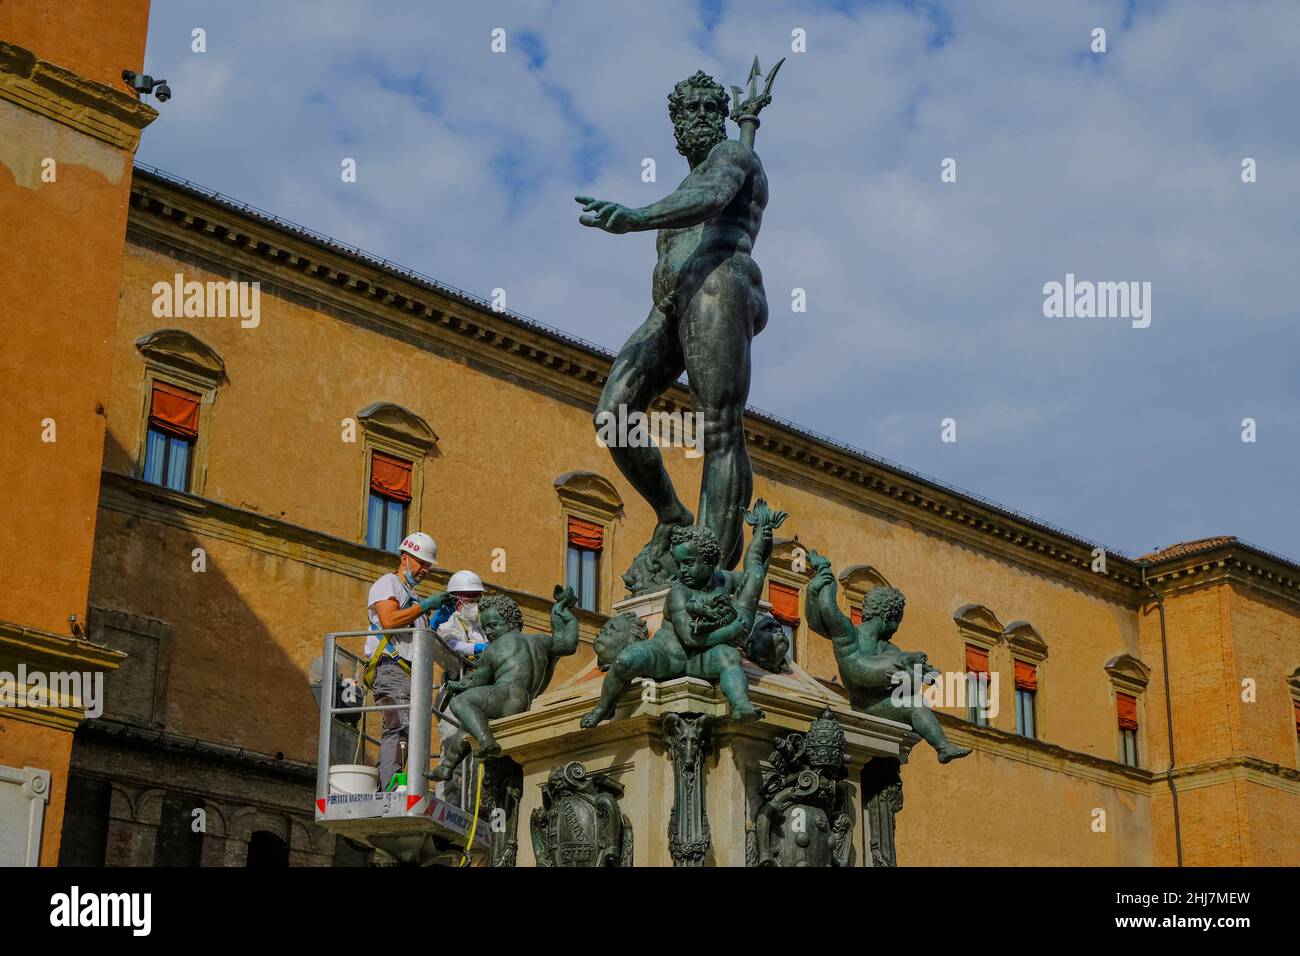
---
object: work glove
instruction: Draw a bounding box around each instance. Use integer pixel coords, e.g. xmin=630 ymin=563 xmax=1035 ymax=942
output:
xmin=418 ymin=591 xmax=453 ymax=614
xmin=428 ymin=603 xmax=454 ymax=630
xmin=472 ymin=642 xmax=488 ymax=655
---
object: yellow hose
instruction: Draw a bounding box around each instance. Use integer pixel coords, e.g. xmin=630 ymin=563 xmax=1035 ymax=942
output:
xmin=460 ymin=761 xmax=485 ymax=867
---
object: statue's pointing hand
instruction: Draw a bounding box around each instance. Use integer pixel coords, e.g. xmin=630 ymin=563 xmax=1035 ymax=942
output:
xmin=576 ymin=195 xmax=638 ymax=234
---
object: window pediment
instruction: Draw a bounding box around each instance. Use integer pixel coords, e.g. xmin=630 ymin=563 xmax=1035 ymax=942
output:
xmin=357 ymin=401 xmax=437 ymax=456
xmin=135 ymin=328 xmax=226 ymax=383
xmin=1003 ymin=620 xmax=1048 ymax=662
xmin=1105 ymin=653 xmax=1152 ymax=694
xmin=953 ymin=603 xmax=1004 ymax=643
xmin=554 ymin=471 xmax=623 ymax=520
xmin=838 ymin=564 xmax=893 ymax=594
xmin=771 ymin=538 xmax=817 ymax=578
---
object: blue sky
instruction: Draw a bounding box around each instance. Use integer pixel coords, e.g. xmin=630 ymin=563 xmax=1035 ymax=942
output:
xmin=136 ymin=0 xmax=1300 ymax=560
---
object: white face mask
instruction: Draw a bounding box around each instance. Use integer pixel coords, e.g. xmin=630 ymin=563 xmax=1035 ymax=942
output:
xmin=458 ymin=602 xmax=480 ymax=623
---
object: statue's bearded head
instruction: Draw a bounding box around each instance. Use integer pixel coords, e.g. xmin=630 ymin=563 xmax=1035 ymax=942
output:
xmin=668 ymin=70 xmax=730 ymax=161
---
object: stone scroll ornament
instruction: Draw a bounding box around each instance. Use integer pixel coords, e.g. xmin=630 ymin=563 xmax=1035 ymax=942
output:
xmin=576 ymin=57 xmax=784 ymax=593
xmin=529 ymin=761 xmax=633 ymax=867
xmin=664 ymin=712 xmax=713 ymax=866
xmin=746 ymin=708 xmax=854 ymax=867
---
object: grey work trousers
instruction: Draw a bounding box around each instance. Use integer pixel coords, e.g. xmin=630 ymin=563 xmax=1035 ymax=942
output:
xmin=372 ymin=660 xmax=410 ymax=791
xmin=434 ymin=666 xmax=464 ymax=801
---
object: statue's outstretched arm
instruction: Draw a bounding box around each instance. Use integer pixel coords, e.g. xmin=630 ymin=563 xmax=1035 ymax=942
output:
xmin=547 ymin=586 xmax=581 ymax=658
xmin=734 ymin=498 xmax=787 ymax=612
xmin=635 ymin=142 xmax=749 ymax=229
xmin=807 ymin=566 xmax=855 ymax=643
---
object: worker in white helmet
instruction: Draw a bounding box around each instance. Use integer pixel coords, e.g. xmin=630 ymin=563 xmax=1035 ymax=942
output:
xmin=432 ymin=569 xmax=488 ymax=798
xmin=364 ymin=532 xmax=454 ymax=792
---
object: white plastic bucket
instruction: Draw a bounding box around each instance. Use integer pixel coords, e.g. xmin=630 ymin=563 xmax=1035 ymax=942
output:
xmin=329 ymin=764 xmax=379 ymax=795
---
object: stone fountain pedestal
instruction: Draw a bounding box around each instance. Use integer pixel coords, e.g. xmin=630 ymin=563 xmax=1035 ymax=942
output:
xmin=490 ymin=592 xmax=916 ymax=867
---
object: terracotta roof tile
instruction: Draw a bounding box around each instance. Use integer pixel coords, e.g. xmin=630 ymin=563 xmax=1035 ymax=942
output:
xmin=1140 ymin=536 xmax=1237 ymax=562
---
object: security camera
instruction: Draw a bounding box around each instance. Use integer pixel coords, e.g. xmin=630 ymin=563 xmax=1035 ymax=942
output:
xmin=121 ymin=69 xmax=171 ymax=103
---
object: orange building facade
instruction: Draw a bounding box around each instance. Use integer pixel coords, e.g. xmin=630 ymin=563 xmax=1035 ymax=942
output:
xmin=0 ymin=0 xmax=153 ymax=866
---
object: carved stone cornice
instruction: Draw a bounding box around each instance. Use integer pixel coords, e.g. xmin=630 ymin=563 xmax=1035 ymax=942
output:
xmin=0 ymin=39 xmax=157 ymax=151
xmin=0 ymin=619 xmax=126 ymax=732
xmin=1140 ymin=539 xmax=1300 ymax=606
xmin=123 ymin=169 xmax=1300 ymax=609
xmin=1167 ymin=755 xmax=1300 ymax=796
xmin=935 ymin=713 xmax=1152 ymax=794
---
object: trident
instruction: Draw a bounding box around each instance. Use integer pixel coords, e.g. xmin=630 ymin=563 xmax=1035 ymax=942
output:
xmin=730 ymin=56 xmax=785 ymax=149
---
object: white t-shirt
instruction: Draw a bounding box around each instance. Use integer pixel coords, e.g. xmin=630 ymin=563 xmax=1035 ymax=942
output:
xmin=364 ymin=572 xmax=428 ymax=662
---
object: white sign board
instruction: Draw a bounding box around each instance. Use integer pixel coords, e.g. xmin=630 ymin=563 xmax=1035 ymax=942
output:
xmin=0 ymin=765 xmax=50 ymax=867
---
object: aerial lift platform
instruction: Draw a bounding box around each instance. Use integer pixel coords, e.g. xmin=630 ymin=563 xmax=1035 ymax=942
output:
xmin=313 ymin=627 xmax=490 ymax=866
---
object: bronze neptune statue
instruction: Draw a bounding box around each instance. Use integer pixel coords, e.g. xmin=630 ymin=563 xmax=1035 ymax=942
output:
xmin=577 ymin=60 xmax=782 ymax=591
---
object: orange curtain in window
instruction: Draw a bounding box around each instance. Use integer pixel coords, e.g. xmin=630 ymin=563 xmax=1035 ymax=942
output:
xmin=850 ymin=606 xmax=863 ymax=626
xmin=768 ymin=581 xmax=800 ymax=625
xmin=965 ymin=644 xmax=989 ymax=675
xmin=567 ymin=516 xmax=604 ymax=551
xmin=1116 ymin=692 xmax=1139 ymax=731
xmin=149 ymin=381 xmax=200 ymax=440
xmin=370 ymin=451 xmax=412 ymax=503
xmin=1014 ymin=660 xmax=1038 ymax=692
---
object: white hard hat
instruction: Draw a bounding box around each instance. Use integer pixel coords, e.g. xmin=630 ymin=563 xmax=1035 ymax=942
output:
xmin=398 ymin=532 xmax=437 ymax=563
xmin=447 ymin=570 xmax=484 ymax=594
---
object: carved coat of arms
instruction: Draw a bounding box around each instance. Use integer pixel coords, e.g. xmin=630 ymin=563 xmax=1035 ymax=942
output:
xmin=530 ymin=761 xmax=633 ymax=867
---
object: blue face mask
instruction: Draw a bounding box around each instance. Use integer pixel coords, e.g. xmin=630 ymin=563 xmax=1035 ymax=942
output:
xmin=403 ymin=569 xmax=419 ymax=589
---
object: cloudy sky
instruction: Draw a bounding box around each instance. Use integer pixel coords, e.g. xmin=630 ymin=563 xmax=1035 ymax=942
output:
xmin=135 ymin=0 xmax=1300 ymax=560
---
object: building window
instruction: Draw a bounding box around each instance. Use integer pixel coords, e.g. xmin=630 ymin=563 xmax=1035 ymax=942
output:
xmin=565 ymin=516 xmax=603 ymax=612
xmin=366 ymin=451 xmax=411 ymax=553
xmin=1014 ymin=660 xmax=1037 ymax=738
xmin=143 ymin=381 xmax=200 ymax=491
xmin=1117 ymin=692 xmax=1140 ymax=767
xmin=966 ymin=644 xmax=991 ymax=726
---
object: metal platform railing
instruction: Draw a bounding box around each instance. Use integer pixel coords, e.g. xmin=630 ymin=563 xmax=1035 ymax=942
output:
xmin=314 ymin=627 xmax=489 ymax=865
